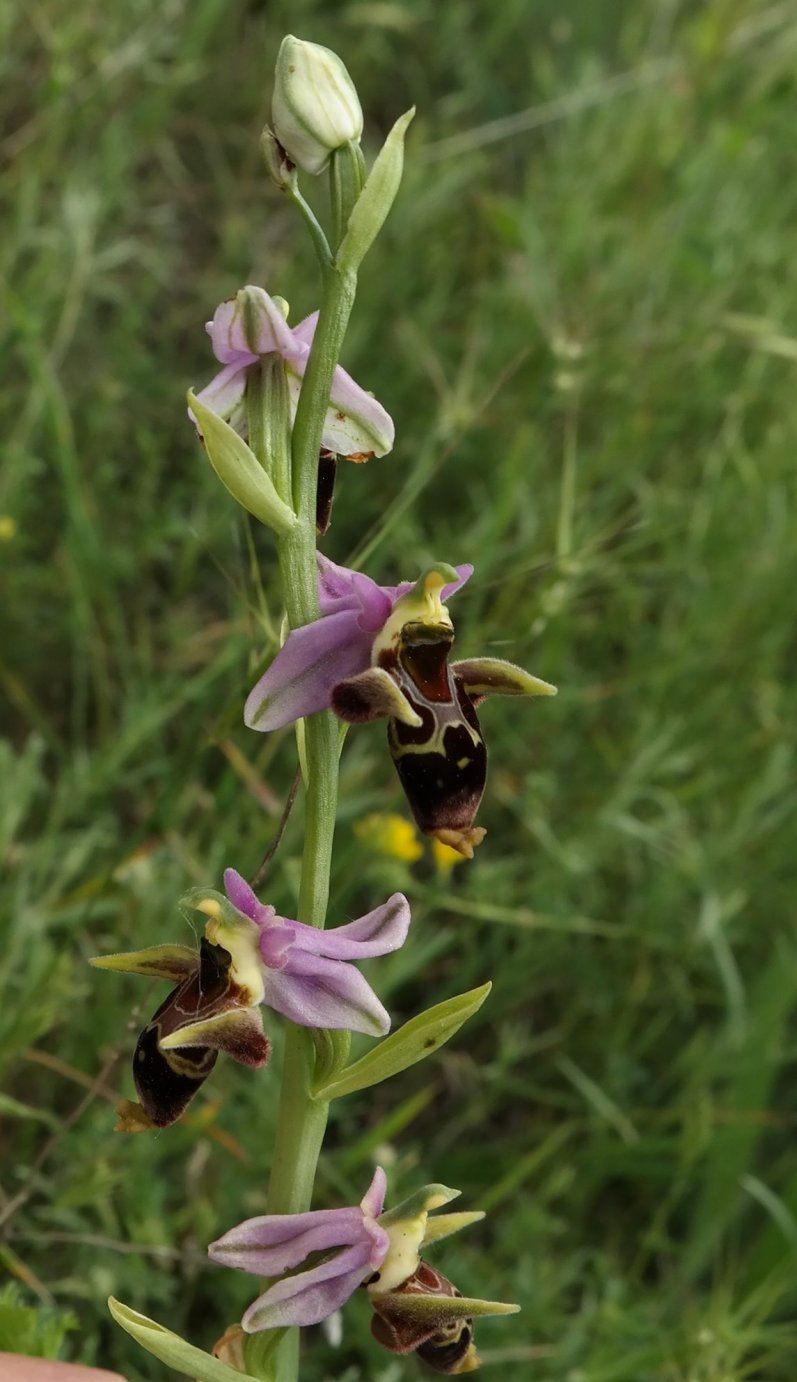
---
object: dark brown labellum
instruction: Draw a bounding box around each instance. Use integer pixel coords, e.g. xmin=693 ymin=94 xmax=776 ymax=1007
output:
xmin=370 ymin=1260 xmax=478 ymax=1374
xmin=416 ymin=1320 xmax=476 ymax=1375
xmin=384 ymin=622 xmax=487 ymax=855
xmin=132 ymin=938 xmax=232 ymax=1128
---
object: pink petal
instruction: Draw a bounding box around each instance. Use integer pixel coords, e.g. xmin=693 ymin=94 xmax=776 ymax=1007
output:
xmin=360 ymin=1165 xmax=388 ymax=1220
xmin=291 ymin=310 xmax=319 ymax=346
xmin=284 ymin=359 xmax=394 ymax=457
xmin=257 ymin=919 xmax=297 ymax=972
xmin=204 ymin=299 xmax=258 ymax=366
xmin=382 ymin=563 xmax=474 ymax=606
xmin=209 ymin=1206 xmax=367 ymax=1275
xmin=222 ymin=868 xmax=263 ymax=922
xmin=244 ymin=610 xmax=373 ymax=731
xmin=261 ymin=949 xmax=391 ymax=1036
xmin=222 ymin=871 xmax=295 ymax=968
xmin=241 ymin=1240 xmax=378 ymax=1332
xmin=317 ymin=551 xmax=360 ymax=606
xmin=443 ymin=563 xmax=474 ymax=600
xmin=316 ymin=553 xmax=393 ymax=630
xmin=191 ymin=361 xmax=249 ymax=424
xmin=284 ymin=893 xmax=410 ymax=961
xmin=327 ymin=362 xmax=394 ymax=457
xmin=208 ymin=287 xmax=296 ymax=363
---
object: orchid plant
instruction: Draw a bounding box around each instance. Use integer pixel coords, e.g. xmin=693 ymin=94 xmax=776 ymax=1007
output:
xmin=96 ymin=35 xmax=555 ymax=1382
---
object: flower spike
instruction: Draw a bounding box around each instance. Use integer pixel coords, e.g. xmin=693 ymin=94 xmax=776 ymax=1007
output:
xmin=91 ymin=880 xmax=410 ymax=1129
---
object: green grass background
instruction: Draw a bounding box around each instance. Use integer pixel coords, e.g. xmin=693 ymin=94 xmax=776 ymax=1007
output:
xmin=2 ymin=0 xmax=797 ymax=1377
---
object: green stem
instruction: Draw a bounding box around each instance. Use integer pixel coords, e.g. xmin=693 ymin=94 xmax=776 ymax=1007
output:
xmin=286 ymin=185 xmax=333 ymax=270
xmin=330 ymin=141 xmax=365 ymax=250
xmin=247 ymin=260 xmax=358 ymax=1382
xmin=290 ymin=266 xmax=357 ymax=525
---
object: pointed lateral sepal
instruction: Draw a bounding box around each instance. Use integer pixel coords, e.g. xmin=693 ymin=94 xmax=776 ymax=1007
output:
xmin=373 ymin=1293 xmax=519 ymax=1323
xmin=331 ymin=666 xmax=423 ymax=727
xmin=452 ymin=658 xmax=557 ymax=700
xmin=188 ymin=391 xmax=298 ymax=537
xmin=421 ymin=1211 xmax=485 ymax=1246
xmin=312 ymin=982 xmax=491 ymax=1101
xmin=158 ymin=1007 xmax=270 ymax=1067
xmin=107 ymin=1298 xmax=263 ymax=1382
xmin=336 ymin=108 xmax=415 ymax=272
xmin=89 ymin=944 xmax=196 ymax=981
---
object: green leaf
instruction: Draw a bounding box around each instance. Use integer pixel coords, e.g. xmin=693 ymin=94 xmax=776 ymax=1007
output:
xmin=107 ymin=1297 xmax=262 ymax=1382
xmin=336 ymin=107 xmax=414 ymax=272
xmin=188 ymin=392 xmax=297 ymax=537
xmin=312 ymin=982 xmax=491 ymax=1101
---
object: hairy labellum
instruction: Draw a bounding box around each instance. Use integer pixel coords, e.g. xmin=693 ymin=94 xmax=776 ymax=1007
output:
xmin=370 ymin=1259 xmax=478 ymax=1374
xmin=384 ymin=621 xmax=486 ymax=859
xmin=132 ymin=938 xmax=266 ymax=1129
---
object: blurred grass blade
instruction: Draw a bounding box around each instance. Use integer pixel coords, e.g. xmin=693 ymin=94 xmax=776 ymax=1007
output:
xmin=678 ymin=942 xmax=797 ymax=1285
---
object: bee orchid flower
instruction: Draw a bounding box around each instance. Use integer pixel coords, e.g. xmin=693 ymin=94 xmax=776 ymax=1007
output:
xmin=91 ymin=874 xmax=410 ymax=1130
xmin=209 ymin=1167 xmax=518 ymax=1372
xmin=245 ymin=555 xmax=557 ymax=856
xmin=191 ymin=285 xmax=394 ymax=462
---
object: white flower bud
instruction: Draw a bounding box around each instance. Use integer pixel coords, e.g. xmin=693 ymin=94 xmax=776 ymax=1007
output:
xmin=272 ymin=35 xmax=363 ymax=176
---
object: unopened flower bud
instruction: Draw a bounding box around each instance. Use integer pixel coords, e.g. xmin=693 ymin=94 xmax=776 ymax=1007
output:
xmin=272 ymin=35 xmax=363 ymax=175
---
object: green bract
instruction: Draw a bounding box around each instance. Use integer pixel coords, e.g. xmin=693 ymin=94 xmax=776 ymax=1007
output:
xmin=188 ymin=391 xmax=297 ymax=537
xmin=336 ymin=107 xmax=415 ymax=272
xmin=312 ymin=981 xmax=491 ymax=1101
xmin=107 ymin=1298 xmax=262 ymax=1382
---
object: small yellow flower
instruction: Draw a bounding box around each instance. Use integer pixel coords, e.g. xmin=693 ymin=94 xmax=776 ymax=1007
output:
xmin=0 ymin=515 xmax=16 ymax=542
xmin=431 ymin=837 xmax=466 ymax=877
xmin=354 ymin=813 xmax=423 ymax=864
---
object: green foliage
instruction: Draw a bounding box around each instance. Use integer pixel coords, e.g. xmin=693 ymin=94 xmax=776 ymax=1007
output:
xmin=2 ymin=0 xmax=797 ymax=1379
xmin=0 ymin=1284 xmax=76 ymax=1358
